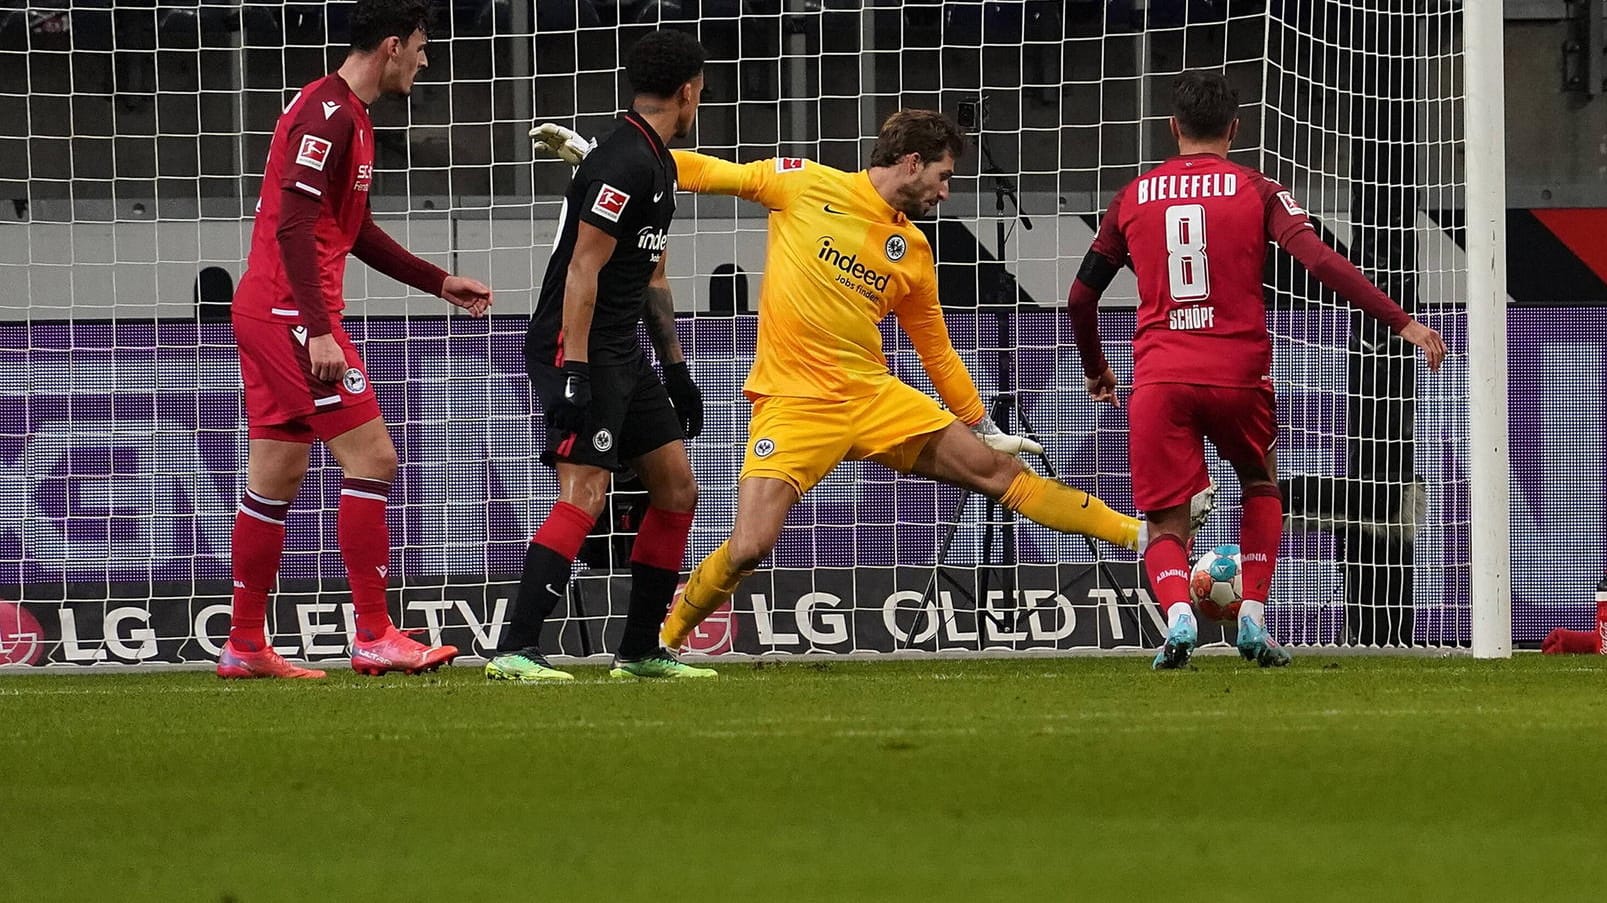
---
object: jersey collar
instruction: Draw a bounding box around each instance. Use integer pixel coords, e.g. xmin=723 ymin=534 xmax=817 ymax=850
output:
xmin=855 ymin=171 xmax=905 ymax=225
xmin=622 ymin=109 xmax=670 ymax=162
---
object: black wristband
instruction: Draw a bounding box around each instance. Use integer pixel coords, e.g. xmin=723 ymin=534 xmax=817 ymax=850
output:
xmin=664 ymin=361 xmax=690 ymax=381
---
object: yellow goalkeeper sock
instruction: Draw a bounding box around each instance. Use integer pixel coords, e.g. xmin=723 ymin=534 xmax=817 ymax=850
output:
xmin=661 ymin=542 xmax=752 ymax=648
xmin=999 ymin=471 xmax=1141 ymax=551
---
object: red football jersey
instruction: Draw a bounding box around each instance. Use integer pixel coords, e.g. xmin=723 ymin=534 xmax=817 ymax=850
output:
xmin=234 ymin=74 xmax=375 ymax=324
xmin=1090 ymin=154 xmax=1310 ymax=388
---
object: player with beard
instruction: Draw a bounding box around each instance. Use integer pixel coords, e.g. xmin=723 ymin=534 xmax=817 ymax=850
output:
xmin=646 ymin=110 xmax=1177 ymax=661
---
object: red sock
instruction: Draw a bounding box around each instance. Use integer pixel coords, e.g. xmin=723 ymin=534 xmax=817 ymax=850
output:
xmin=340 ymin=477 xmax=393 ymax=641
xmin=534 ymin=501 xmax=597 ymax=559
xmin=1144 ymin=533 xmax=1193 ymax=611
xmin=629 ymin=506 xmax=695 ymax=573
xmin=1239 ymin=484 xmax=1283 ymax=603
xmin=230 ymin=490 xmax=290 ymax=651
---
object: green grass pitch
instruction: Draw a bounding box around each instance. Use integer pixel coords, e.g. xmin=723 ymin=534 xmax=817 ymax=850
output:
xmin=3 ymin=654 xmax=1604 ymax=902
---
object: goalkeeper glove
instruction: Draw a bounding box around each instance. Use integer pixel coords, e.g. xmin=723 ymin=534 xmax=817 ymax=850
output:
xmin=662 ymin=361 xmax=704 ymax=440
xmin=971 ymin=417 xmax=1045 ymax=457
xmin=530 ymin=122 xmax=594 ymax=165
xmin=547 ymin=361 xmax=592 ymax=433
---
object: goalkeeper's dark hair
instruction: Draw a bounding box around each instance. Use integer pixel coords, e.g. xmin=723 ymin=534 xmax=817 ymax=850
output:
xmin=349 ymin=0 xmax=433 ymax=52
xmin=1172 ymin=70 xmax=1240 ymax=139
xmin=626 ymin=30 xmax=707 ymax=100
xmin=868 ymin=110 xmax=967 ymax=168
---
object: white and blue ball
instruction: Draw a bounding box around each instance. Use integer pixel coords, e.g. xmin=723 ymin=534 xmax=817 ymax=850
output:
xmin=1190 ymin=543 xmax=1244 ymax=622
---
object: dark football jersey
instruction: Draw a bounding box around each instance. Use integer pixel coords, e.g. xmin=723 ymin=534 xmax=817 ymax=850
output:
xmin=528 ymin=110 xmax=679 ymax=367
xmin=1090 ymin=154 xmax=1310 ymax=389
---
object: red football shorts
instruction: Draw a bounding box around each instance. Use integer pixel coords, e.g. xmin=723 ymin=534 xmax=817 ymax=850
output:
xmin=1127 ymin=382 xmax=1278 ymax=513
xmin=233 ymin=313 xmax=381 ymax=443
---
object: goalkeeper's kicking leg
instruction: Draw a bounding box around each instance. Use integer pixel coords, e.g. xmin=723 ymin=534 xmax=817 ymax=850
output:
xmin=661 ymin=424 xmax=1138 ymax=647
xmin=661 ymin=476 xmax=799 ymax=650
xmin=907 ymin=420 xmax=1147 ymax=550
xmin=909 ymin=420 xmax=1221 ymax=669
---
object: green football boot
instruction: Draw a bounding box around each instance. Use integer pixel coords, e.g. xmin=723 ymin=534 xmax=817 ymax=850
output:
xmin=484 ymin=649 xmax=575 ymax=682
xmin=609 ymin=648 xmax=717 ymax=680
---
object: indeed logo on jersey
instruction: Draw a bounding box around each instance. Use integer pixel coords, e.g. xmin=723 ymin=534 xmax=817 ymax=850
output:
xmin=1136 ymin=172 xmax=1238 ymax=205
xmin=817 ymin=236 xmax=891 ymax=298
xmin=636 ymin=226 xmax=667 ymax=261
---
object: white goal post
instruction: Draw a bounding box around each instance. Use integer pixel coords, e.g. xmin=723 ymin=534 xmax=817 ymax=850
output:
xmin=0 ymin=0 xmax=1506 ymax=667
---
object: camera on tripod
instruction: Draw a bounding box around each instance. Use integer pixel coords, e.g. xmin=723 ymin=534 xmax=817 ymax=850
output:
xmin=956 ymin=94 xmax=989 ymax=134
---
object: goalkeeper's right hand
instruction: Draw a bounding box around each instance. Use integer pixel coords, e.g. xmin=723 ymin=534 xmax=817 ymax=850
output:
xmin=971 ymin=416 xmax=1045 ymax=457
xmin=530 ymin=122 xmax=594 ymax=165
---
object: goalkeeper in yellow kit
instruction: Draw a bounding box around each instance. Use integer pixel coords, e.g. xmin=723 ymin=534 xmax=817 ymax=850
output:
xmin=535 ymin=110 xmax=1200 ymax=657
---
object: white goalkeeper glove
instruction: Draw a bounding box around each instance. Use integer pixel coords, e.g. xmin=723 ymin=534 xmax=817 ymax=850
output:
xmin=971 ymin=417 xmax=1045 ymax=457
xmin=529 ymin=122 xmax=594 ymax=165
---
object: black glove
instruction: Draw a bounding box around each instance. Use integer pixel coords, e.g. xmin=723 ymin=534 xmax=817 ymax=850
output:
xmin=663 ymin=361 xmax=704 ymax=440
xmin=547 ymin=361 xmax=591 ymax=433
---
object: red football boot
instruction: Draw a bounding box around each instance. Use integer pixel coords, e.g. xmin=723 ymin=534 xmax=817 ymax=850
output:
xmin=216 ymin=641 xmax=327 ymax=679
xmin=351 ymin=627 xmax=459 ymax=675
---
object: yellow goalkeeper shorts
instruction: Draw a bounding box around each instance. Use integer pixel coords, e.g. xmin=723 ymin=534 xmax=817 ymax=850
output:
xmin=741 ymin=377 xmax=958 ymax=496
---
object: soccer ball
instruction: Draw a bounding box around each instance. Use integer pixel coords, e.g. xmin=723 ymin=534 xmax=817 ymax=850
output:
xmin=1190 ymin=543 xmax=1244 ymax=622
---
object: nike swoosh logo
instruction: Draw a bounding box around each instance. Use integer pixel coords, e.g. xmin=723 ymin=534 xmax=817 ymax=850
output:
xmin=563 ymin=383 xmax=576 ymax=400
xmin=545 ymin=584 xmax=561 ymax=596
xmin=654 ymin=191 xmax=664 ymax=202
xmin=823 ymin=204 xmax=849 ymax=215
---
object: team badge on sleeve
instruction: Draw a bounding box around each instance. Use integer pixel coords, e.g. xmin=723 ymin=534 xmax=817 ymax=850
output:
xmin=591 ymin=184 xmax=630 ymax=222
xmin=1276 ymin=190 xmax=1306 ymax=217
xmin=296 ymin=134 xmax=333 ymax=171
xmin=776 ymin=158 xmax=805 ymax=172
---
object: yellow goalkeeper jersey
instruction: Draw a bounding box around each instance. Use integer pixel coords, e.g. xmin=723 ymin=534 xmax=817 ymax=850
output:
xmin=673 ymin=151 xmax=987 ymax=425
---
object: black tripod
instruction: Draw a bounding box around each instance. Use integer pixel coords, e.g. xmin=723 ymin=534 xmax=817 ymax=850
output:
xmin=900 ymin=117 xmax=1129 ymax=651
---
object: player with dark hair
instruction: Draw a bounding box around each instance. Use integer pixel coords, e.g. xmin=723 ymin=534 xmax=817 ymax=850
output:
xmin=633 ymin=109 xmax=1184 ymax=660
xmin=220 ymin=0 xmax=493 ymax=679
xmin=485 ymin=29 xmax=712 ymax=682
xmin=1067 ymin=70 xmax=1447 ymax=670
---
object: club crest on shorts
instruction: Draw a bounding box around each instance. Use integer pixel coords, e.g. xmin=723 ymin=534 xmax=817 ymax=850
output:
xmin=884 ymin=234 xmax=907 ymax=262
xmin=342 ymin=368 xmax=366 ymax=394
xmin=593 ymin=429 xmax=614 ymax=452
xmin=753 ymin=438 xmax=776 ymax=458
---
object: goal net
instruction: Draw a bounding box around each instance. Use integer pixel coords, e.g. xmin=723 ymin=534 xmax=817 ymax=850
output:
xmin=0 ymin=0 xmax=1485 ymax=667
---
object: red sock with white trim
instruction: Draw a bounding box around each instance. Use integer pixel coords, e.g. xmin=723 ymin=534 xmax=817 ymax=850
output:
xmin=229 ymin=490 xmax=290 ymax=651
xmin=339 ymin=477 xmax=393 ymax=642
xmin=1143 ymin=533 xmax=1194 ymax=628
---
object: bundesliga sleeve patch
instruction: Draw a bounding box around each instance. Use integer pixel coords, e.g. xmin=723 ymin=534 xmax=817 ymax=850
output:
xmin=1276 ymin=190 xmax=1306 ymax=217
xmin=591 ymin=184 xmax=630 ymax=222
xmin=776 ymin=157 xmax=805 ymax=172
xmin=295 ymin=134 xmax=333 ymax=172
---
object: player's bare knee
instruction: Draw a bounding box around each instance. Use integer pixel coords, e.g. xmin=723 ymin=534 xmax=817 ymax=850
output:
xmin=351 ymin=443 xmax=398 ymax=483
xmin=646 ymin=475 xmax=697 ymax=513
xmin=560 ymin=476 xmax=610 ymax=518
xmin=979 ymin=454 xmax=1024 ymax=499
xmin=726 ymin=533 xmax=774 ymax=572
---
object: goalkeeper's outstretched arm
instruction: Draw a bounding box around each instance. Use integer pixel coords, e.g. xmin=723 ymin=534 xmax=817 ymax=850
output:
xmin=530 ymin=122 xmax=593 ymax=165
xmin=895 ymin=279 xmax=1044 ymax=457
